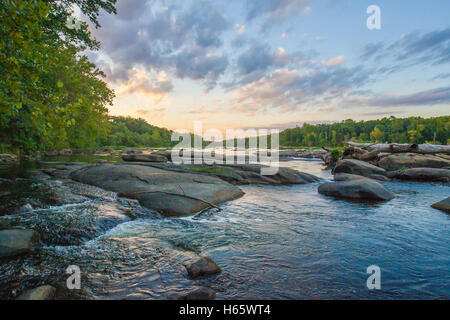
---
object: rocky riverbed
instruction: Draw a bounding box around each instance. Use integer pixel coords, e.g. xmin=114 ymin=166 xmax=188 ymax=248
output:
xmin=0 ymin=153 xmax=449 ymax=300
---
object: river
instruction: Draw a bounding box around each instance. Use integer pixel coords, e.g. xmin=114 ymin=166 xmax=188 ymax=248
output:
xmin=0 ymin=158 xmax=449 ymax=299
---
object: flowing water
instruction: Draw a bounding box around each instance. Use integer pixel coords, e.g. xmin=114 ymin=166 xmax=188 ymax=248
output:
xmin=0 ymin=158 xmax=449 ymax=299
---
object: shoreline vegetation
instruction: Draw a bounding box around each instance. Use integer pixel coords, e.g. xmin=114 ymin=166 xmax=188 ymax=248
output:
xmin=1 ymin=115 xmax=449 ymax=161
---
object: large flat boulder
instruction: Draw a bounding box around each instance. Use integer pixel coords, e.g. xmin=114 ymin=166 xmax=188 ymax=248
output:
xmin=70 ymin=164 xmax=244 ymax=217
xmin=387 ymin=168 xmax=450 ymax=182
xmin=377 ymin=153 xmax=450 ymax=171
xmin=318 ymin=179 xmax=395 ymax=201
xmin=333 ymin=159 xmax=386 ymax=177
xmin=125 ymin=163 xmax=320 ymax=185
xmin=0 ymin=229 xmax=40 ymax=258
xmin=431 ymin=197 xmax=450 ymax=213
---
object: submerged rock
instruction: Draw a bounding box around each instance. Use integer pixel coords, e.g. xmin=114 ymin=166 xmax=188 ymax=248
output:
xmin=0 ymin=229 xmax=40 ymax=258
xmin=387 ymin=168 xmax=450 ymax=182
xmin=16 ymin=285 xmax=56 ymax=300
xmin=70 ymin=164 xmax=244 ymax=216
xmin=333 ymin=159 xmax=386 ymax=177
xmin=377 ymin=153 xmax=450 ymax=171
xmin=185 ymin=256 xmax=222 ymax=279
xmin=180 ymin=287 xmax=216 ymax=300
xmin=318 ymin=179 xmax=395 ymax=202
xmin=431 ymin=197 xmax=450 ymax=213
xmin=122 ymin=153 xmax=168 ymax=163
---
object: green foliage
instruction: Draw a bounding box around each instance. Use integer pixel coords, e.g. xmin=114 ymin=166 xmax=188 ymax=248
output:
xmin=330 ymin=148 xmax=342 ymax=163
xmin=0 ymin=0 xmax=115 ymax=153
xmin=100 ymin=117 xmax=177 ymax=148
xmin=280 ymin=116 xmax=450 ymax=147
xmin=189 ymin=166 xmax=231 ymax=176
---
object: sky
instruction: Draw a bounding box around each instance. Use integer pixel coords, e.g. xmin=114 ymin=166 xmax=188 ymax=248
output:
xmin=83 ymin=0 xmax=450 ymax=132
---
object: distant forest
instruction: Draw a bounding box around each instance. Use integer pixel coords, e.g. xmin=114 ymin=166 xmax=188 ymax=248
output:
xmin=100 ymin=116 xmax=176 ymax=149
xmin=101 ymin=115 xmax=450 ymax=150
xmin=279 ymin=116 xmax=450 ymax=147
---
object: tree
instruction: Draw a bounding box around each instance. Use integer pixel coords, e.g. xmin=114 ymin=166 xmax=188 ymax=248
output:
xmin=370 ymin=126 xmax=385 ymax=142
xmin=0 ymin=0 xmax=116 ymax=153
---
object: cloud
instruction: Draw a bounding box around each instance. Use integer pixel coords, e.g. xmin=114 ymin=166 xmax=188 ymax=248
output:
xmin=303 ymin=6 xmax=312 ymax=14
xmin=136 ymin=107 xmax=166 ymax=119
xmin=432 ymin=72 xmax=450 ymax=81
xmin=362 ymin=27 xmax=450 ymax=67
xmin=235 ymin=24 xmax=245 ymax=35
xmin=230 ymin=64 xmax=372 ymax=114
xmin=90 ymin=0 xmax=231 ymax=89
xmin=118 ymin=70 xmax=173 ymax=104
xmin=321 ymin=55 xmax=345 ymax=67
xmin=341 ymin=86 xmax=450 ymax=108
xmin=187 ymin=105 xmax=222 ymax=114
xmin=246 ymin=0 xmax=311 ymax=23
xmin=236 ymin=43 xmax=307 ymax=75
xmin=366 ymin=86 xmax=450 ymax=107
xmin=173 ymin=47 xmax=228 ymax=89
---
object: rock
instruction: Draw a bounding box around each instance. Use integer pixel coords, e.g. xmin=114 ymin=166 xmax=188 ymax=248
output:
xmin=333 ymin=159 xmax=386 ymax=177
xmin=43 ymin=164 xmax=87 ymax=179
xmin=367 ymin=174 xmax=391 ymax=182
xmin=431 ymin=197 xmax=450 ymax=213
xmin=297 ymin=149 xmax=328 ymax=159
xmin=185 ymin=256 xmax=222 ymax=279
xmin=180 ymin=287 xmax=216 ymax=300
xmin=70 ymin=164 xmax=244 ymax=217
xmin=58 ymin=149 xmax=72 ymax=155
xmin=18 ymin=204 xmax=33 ymax=213
xmin=334 ymin=173 xmax=370 ymax=181
xmin=377 ymin=153 xmax=450 ymax=171
xmin=318 ymin=179 xmax=395 ymax=201
xmin=16 ymin=285 xmax=56 ymax=300
xmin=279 ymin=149 xmax=299 ymax=157
xmin=0 ymin=153 xmax=18 ymax=163
xmin=387 ymin=168 xmax=450 ymax=182
xmin=0 ymin=229 xmax=40 ymax=258
xmin=133 ymin=163 xmax=320 ymax=185
xmin=124 ymin=149 xmax=143 ymax=155
xmin=44 ymin=151 xmax=58 ymax=157
xmin=334 ymin=173 xmax=390 ymax=182
xmin=122 ymin=153 xmax=168 ymax=163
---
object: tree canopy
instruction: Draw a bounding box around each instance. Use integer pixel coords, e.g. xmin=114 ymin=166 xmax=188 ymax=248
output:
xmin=0 ymin=0 xmax=116 ymax=153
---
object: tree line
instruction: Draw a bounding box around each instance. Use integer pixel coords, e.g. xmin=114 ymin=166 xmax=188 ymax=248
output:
xmin=100 ymin=116 xmax=176 ymax=149
xmin=279 ymin=116 xmax=450 ymax=147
